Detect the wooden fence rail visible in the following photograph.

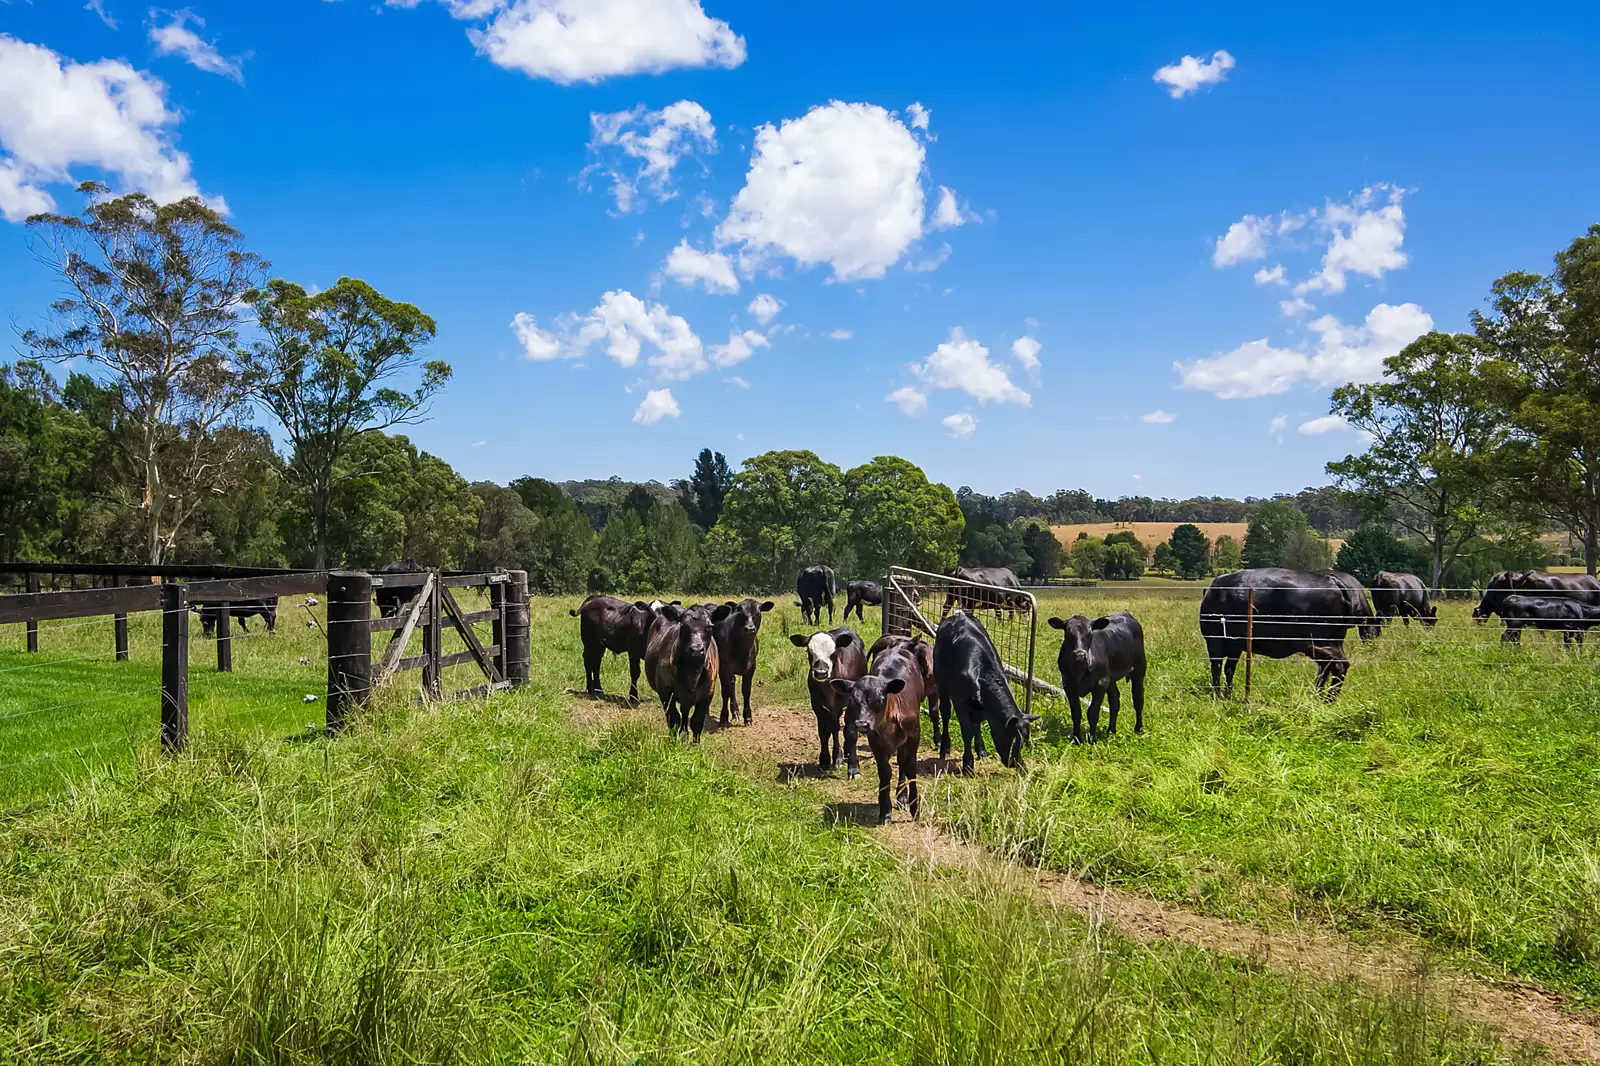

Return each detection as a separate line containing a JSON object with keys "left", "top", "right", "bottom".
{"left": 0, "top": 567, "right": 530, "bottom": 752}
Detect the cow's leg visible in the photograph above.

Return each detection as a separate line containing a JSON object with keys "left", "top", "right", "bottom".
{"left": 1068, "top": 692, "right": 1085, "bottom": 744}
{"left": 959, "top": 709, "right": 979, "bottom": 775}
{"left": 826, "top": 595, "right": 834, "bottom": 625}
{"left": 1502, "top": 623, "right": 1521, "bottom": 644}
{"left": 627, "top": 653, "right": 641, "bottom": 703}
{"left": 1086, "top": 690, "right": 1104, "bottom": 743}
{"left": 900, "top": 744, "right": 920, "bottom": 820}
{"left": 664, "top": 694, "right": 680, "bottom": 734}
{"left": 814, "top": 705, "right": 832, "bottom": 771}
{"left": 690, "top": 697, "right": 710, "bottom": 744}
{"left": 845, "top": 714, "right": 861, "bottom": 779}
{"left": 740, "top": 670, "right": 754, "bottom": 724}
{"left": 583, "top": 644, "right": 604, "bottom": 694}
{"left": 936, "top": 694, "right": 952, "bottom": 762}
{"left": 236, "top": 617, "right": 250, "bottom": 634}
{"left": 1106, "top": 682, "right": 1121, "bottom": 737}
{"left": 1209, "top": 653, "right": 1224, "bottom": 696}
{"left": 1131, "top": 670, "right": 1145, "bottom": 734}
{"left": 719, "top": 670, "right": 734, "bottom": 726}
{"left": 874, "top": 748, "right": 893, "bottom": 825}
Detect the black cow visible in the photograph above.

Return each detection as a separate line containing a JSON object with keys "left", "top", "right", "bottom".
{"left": 1200, "top": 568, "right": 1374, "bottom": 701}
{"left": 1474, "top": 571, "right": 1600, "bottom": 623}
{"left": 796, "top": 565, "right": 836, "bottom": 625}
{"left": 1047, "top": 611, "right": 1146, "bottom": 743}
{"left": 714, "top": 597, "right": 774, "bottom": 726}
{"left": 1372, "top": 571, "right": 1437, "bottom": 628}
{"left": 790, "top": 628, "right": 868, "bottom": 773}
{"left": 1489, "top": 594, "right": 1600, "bottom": 645}
{"left": 1322, "top": 570, "right": 1381, "bottom": 642}
{"left": 374, "top": 560, "right": 426, "bottom": 618}
{"left": 192, "top": 598, "right": 278, "bottom": 637}
{"left": 941, "top": 565, "right": 1025, "bottom": 620}
{"left": 572, "top": 595, "right": 675, "bottom": 701}
{"left": 868, "top": 633, "right": 948, "bottom": 755}
{"left": 645, "top": 603, "right": 731, "bottom": 742}
{"left": 843, "top": 580, "right": 882, "bottom": 622}
{"left": 931, "top": 611, "right": 1036, "bottom": 772}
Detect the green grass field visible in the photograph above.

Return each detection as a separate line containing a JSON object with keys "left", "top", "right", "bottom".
{"left": 0, "top": 584, "right": 1592, "bottom": 1061}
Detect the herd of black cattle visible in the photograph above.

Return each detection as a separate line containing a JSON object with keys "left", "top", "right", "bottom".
{"left": 570, "top": 564, "right": 1600, "bottom": 825}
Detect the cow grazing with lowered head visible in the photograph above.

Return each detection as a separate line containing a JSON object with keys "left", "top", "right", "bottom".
{"left": 713, "top": 597, "right": 774, "bottom": 726}
{"left": 831, "top": 643, "right": 925, "bottom": 825}
{"left": 844, "top": 580, "right": 883, "bottom": 622}
{"left": 1372, "top": 572, "right": 1437, "bottom": 628}
{"left": 1200, "top": 568, "right": 1374, "bottom": 701}
{"left": 1474, "top": 571, "right": 1600, "bottom": 623}
{"left": 790, "top": 627, "right": 868, "bottom": 773}
{"left": 374, "top": 560, "right": 426, "bottom": 618}
{"left": 192, "top": 599, "right": 278, "bottom": 637}
{"left": 868, "top": 633, "right": 947, "bottom": 754}
{"left": 932, "top": 611, "right": 1036, "bottom": 772}
{"left": 571, "top": 595, "right": 677, "bottom": 701}
{"left": 645, "top": 602, "right": 730, "bottom": 742}
{"left": 941, "top": 565, "right": 1024, "bottom": 621}
{"left": 796, "top": 565, "right": 836, "bottom": 625}
{"left": 1048, "top": 611, "right": 1146, "bottom": 743}
{"left": 1489, "top": 594, "right": 1600, "bottom": 645}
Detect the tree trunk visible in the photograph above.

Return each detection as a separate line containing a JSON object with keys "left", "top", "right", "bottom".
{"left": 1431, "top": 535, "right": 1445, "bottom": 592}
{"left": 312, "top": 477, "right": 331, "bottom": 571}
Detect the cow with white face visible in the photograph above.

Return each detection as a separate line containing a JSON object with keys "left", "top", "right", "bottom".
{"left": 789, "top": 626, "right": 869, "bottom": 774}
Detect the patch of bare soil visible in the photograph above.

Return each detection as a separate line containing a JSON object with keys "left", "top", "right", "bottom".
{"left": 574, "top": 692, "right": 1600, "bottom": 1062}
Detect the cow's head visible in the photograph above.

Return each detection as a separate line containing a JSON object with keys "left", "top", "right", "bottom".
{"left": 673, "top": 604, "right": 729, "bottom": 663}
{"left": 1048, "top": 614, "right": 1098, "bottom": 672}
{"left": 829, "top": 674, "right": 904, "bottom": 736}
{"left": 789, "top": 630, "right": 854, "bottom": 682}
{"left": 992, "top": 710, "right": 1038, "bottom": 769}
{"left": 1421, "top": 604, "right": 1439, "bottom": 627}
{"left": 723, "top": 597, "right": 775, "bottom": 636}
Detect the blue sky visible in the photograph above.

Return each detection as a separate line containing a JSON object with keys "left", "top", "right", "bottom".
{"left": 0, "top": 1, "right": 1596, "bottom": 499}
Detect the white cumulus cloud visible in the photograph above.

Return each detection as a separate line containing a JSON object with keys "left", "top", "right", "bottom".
{"left": 1269, "top": 413, "right": 1289, "bottom": 437}
{"left": 746, "top": 292, "right": 780, "bottom": 324}
{"left": 1254, "top": 264, "right": 1285, "bottom": 286}
{"left": 886, "top": 386, "right": 927, "bottom": 416}
{"left": 1280, "top": 296, "right": 1314, "bottom": 318}
{"left": 1011, "top": 335, "right": 1041, "bottom": 372}
{"left": 709, "top": 328, "right": 769, "bottom": 368}
{"left": 931, "top": 185, "right": 973, "bottom": 229}
{"left": 906, "top": 102, "right": 929, "bottom": 130}
{"left": 716, "top": 100, "right": 929, "bottom": 281}
{"left": 149, "top": 10, "right": 245, "bottom": 82}
{"left": 1174, "top": 302, "right": 1432, "bottom": 399}
{"left": 663, "top": 239, "right": 738, "bottom": 294}
{"left": 1298, "top": 414, "right": 1350, "bottom": 436}
{"left": 633, "top": 387, "right": 680, "bottom": 425}
{"left": 1296, "top": 186, "right": 1409, "bottom": 295}
{"left": 585, "top": 99, "right": 714, "bottom": 211}
{"left": 943, "top": 412, "right": 977, "bottom": 439}
{"left": 1140, "top": 410, "right": 1176, "bottom": 424}
{"left": 395, "top": 0, "right": 746, "bottom": 84}
{"left": 912, "top": 327, "right": 1031, "bottom": 406}
{"left": 1153, "top": 50, "right": 1235, "bottom": 98}
{"left": 0, "top": 35, "right": 214, "bottom": 222}
{"left": 512, "top": 290, "right": 708, "bottom": 380}
{"left": 1213, "top": 215, "right": 1271, "bottom": 267}
{"left": 826, "top": 329, "right": 853, "bottom": 340}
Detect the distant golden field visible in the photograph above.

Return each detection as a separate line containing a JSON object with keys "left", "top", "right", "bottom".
{"left": 1049, "top": 521, "right": 1345, "bottom": 556}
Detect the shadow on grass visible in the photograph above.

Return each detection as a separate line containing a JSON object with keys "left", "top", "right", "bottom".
{"left": 822, "top": 800, "right": 885, "bottom": 828}
{"left": 564, "top": 689, "right": 638, "bottom": 708}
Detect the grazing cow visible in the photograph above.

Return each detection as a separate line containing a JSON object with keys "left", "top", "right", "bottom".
{"left": 1322, "top": 570, "right": 1381, "bottom": 642}
{"left": 831, "top": 644, "right": 925, "bottom": 825}
{"left": 844, "top": 580, "right": 883, "bottom": 622}
{"left": 790, "top": 627, "right": 868, "bottom": 772}
{"left": 932, "top": 611, "right": 1037, "bottom": 772}
{"left": 374, "top": 560, "right": 426, "bottom": 618}
{"left": 796, "top": 566, "right": 837, "bottom": 625}
{"left": 1489, "top": 594, "right": 1600, "bottom": 645}
{"left": 571, "top": 595, "right": 676, "bottom": 701}
{"left": 192, "top": 598, "right": 278, "bottom": 637}
{"left": 645, "top": 603, "right": 730, "bottom": 742}
{"left": 713, "top": 597, "right": 774, "bottom": 726}
{"left": 1372, "top": 572, "right": 1437, "bottom": 628}
{"left": 868, "top": 633, "right": 946, "bottom": 754}
{"left": 941, "top": 565, "right": 1025, "bottom": 620}
{"left": 1048, "top": 611, "right": 1146, "bottom": 743}
{"left": 1200, "top": 568, "right": 1374, "bottom": 701}
{"left": 1474, "top": 571, "right": 1600, "bottom": 623}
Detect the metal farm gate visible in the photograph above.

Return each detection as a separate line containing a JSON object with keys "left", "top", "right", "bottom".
{"left": 882, "top": 565, "right": 1058, "bottom": 716}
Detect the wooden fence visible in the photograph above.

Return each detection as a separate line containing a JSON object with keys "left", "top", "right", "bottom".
{"left": 0, "top": 564, "right": 531, "bottom": 751}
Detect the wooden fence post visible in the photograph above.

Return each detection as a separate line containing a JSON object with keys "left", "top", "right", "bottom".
{"left": 505, "top": 569, "right": 530, "bottom": 688}
{"left": 490, "top": 575, "right": 508, "bottom": 683}
{"left": 1244, "top": 586, "right": 1255, "bottom": 701}
{"left": 422, "top": 572, "right": 442, "bottom": 700}
{"left": 326, "top": 570, "right": 372, "bottom": 733}
{"left": 25, "top": 573, "right": 39, "bottom": 653}
{"left": 161, "top": 582, "right": 188, "bottom": 753}
{"left": 113, "top": 575, "right": 130, "bottom": 662}
{"left": 216, "top": 603, "right": 232, "bottom": 672}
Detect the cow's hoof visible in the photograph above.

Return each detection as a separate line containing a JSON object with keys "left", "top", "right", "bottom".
{"left": 743, "top": 714, "right": 752, "bottom": 726}
{"left": 848, "top": 768, "right": 860, "bottom": 780}
{"left": 878, "top": 815, "right": 892, "bottom": 827}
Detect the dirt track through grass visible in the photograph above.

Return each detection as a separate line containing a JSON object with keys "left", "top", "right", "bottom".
{"left": 590, "top": 691, "right": 1600, "bottom": 1063}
